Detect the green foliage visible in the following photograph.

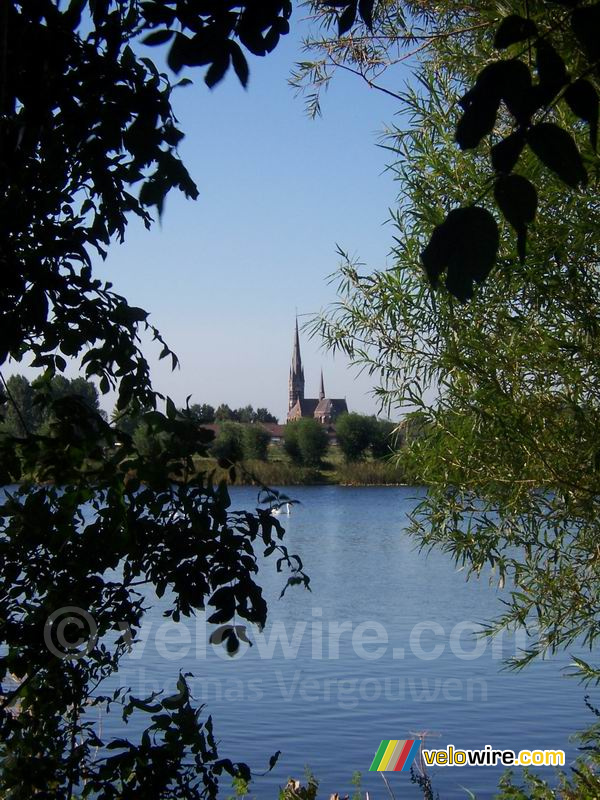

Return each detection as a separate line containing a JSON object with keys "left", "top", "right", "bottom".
{"left": 284, "top": 419, "right": 328, "bottom": 467}
{"left": 335, "top": 412, "right": 375, "bottom": 461}
{"left": 186, "top": 403, "right": 216, "bottom": 424}
{"left": 211, "top": 421, "right": 244, "bottom": 465}
{"left": 283, "top": 422, "right": 302, "bottom": 464}
{"left": 0, "top": 1, "right": 313, "bottom": 795}
{"left": 1, "top": 374, "right": 43, "bottom": 437}
{"left": 305, "top": 0, "right": 600, "bottom": 736}
{"left": 214, "top": 404, "right": 277, "bottom": 423}
{"left": 424, "top": 2, "right": 600, "bottom": 299}
{"left": 351, "top": 770, "right": 363, "bottom": 800}
{"left": 215, "top": 403, "right": 236, "bottom": 421}
{"left": 2, "top": 374, "right": 102, "bottom": 437}
{"left": 370, "top": 419, "right": 397, "bottom": 459}
{"left": 242, "top": 424, "right": 270, "bottom": 461}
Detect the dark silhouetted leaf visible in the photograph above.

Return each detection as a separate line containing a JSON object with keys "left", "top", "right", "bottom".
{"left": 491, "top": 131, "right": 525, "bottom": 173}
{"left": 527, "top": 122, "right": 588, "bottom": 188}
{"left": 142, "top": 29, "right": 174, "bottom": 46}
{"left": 229, "top": 41, "right": 249, "bottom": 88}
{"left": 460, "top": 60, "right": 533, "bottom": 131}
{"left": 494, "top": 14, "right": 538, "bottom": 49}
{"left": 565, "top": 79, "right": 599, "bottom": 150}
{"left": 358, "top": 0, "right": 374, "bottom": 29}
{"left": 338, "top": 1, "right": 357, "bottom": 35}
{"left": 421, "top": 207, "right": 500, "bottom": 301}
{"left": 456, "top": 94, "right": 500, "bottom": 149}
{"left": 498, "top": 59, "right": 534, "bottom": 124}
{"left": 205, "top": 53, "right": 230, "bottom": 88}
{"left": 571, "top": 3, "right": 600, "bottom": 63}
{"left": 494, "top": 174, "right": 538, "bottom": 262}
{"left": 535, "top": 40, "right": 568, "bottom": 104}
{"left": 167, "top": 33, "right": 189, "bottom": 73}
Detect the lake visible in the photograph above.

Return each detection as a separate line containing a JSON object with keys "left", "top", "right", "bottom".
{"left": 100, "top": 485, "right": 593, "bottom": 798}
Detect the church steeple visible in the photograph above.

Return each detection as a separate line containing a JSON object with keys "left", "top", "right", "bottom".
{"left": 319, "top": 369, "right": 325, "bottom": 401}
{"left": 288, "top": 317, "right": 305, "bottom": 411}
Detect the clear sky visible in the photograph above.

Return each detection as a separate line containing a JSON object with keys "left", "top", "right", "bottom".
{"left": 16, "top": 14, "right": 408, "bottom": 423}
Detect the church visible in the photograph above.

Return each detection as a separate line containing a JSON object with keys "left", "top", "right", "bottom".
{"left": 287, "top": 319, "right": 348, "bottom": 424}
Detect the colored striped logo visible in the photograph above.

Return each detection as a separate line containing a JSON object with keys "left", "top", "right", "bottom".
{"left": 369, "top": 740, "right": 421, "bottom": 772}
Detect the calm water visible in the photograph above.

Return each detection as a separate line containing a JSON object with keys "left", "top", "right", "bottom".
{"left": 3, "top": 484, "right": 593, "bottom": 797}
{"left": 102, "top": 486, "right": 593, "bottom": 798}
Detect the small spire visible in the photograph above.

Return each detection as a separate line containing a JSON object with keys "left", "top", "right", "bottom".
{"left": 319, "top": 368, "right": 325, "bottom": 401}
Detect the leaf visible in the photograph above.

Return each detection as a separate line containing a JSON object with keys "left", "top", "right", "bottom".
{"left": 166, "top": 396, "right": 177, "bottom": 419}
{"left": 229, "top": 42, "right": 249, "bottom": 88}
{"left": 167, "top": 33, "right": 189, "bottom": 73}
{"left": 497, "top": 59, "right": 534, "bottom": 124}
{"left": 456, "top": 94, "right": 500, "bottom": 150}
{"left": 491, "top": 131, "right": 525, "bottom": 173}
{"left": 535, "top": 40, "right": 568, "bottom": 104}
{"left": 421, "top": 207, "right": 500, "bottom": 301}
{"left": 459, "top": 59, "right": 533, "bottom": 135}
{"left": 571, "top": 3, "right": 600, "bottom": 63}
{"left": 494, "top": 174, "right": 538, "bottom": 262}
{"left": 358, "top": 0, "right": 374, "bottom": 29}
{"left": 338, "top": 2, "right": 357, "bottom": 35}
{"left": 162, "top": 692, "right": 185, "bottom": 710}
{"left": 225, "top": 628, "right": 239, "bottom": 655}
{"left": 494, "top": 14, "right": 538, "bottom": 49}
{"left": 142, "top": 29, "right": 174, "bottom": 46}
{"left": 527, "top": 122, "right": 588, "bottom": 188}
{"left": 565, "top": 79, "right": 599, "bottom": 151}
{"left": 205, "top": 53, "right": 230, "bottom": 89}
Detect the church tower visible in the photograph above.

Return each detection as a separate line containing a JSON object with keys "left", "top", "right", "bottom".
{"left": 288, "top": 318, "right": 305, "bottom": 412}
{"left": 319, "top": 369, "right": 325, "bottom": 401}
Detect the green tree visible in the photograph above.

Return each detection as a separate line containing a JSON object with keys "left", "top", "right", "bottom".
{"left": 285, "top": 418, "right": 328, "bottom": 467}
{"left": 283, "top": 421, "right": 302, "bottom": 464}
{"left": 242, "top": 424, "right": 270, "bottom": 461}
{"left": 1, "top": 375, "right": 42, "bottom": 437}
{"left": 211, "top": 421, "right": 244, "bottom": 464}
{"left": 186, "top": 403, "right": 216, "bottom": 424}
{"left": 255, "top": 407, "right": 277, "bottom": 423}
{"left": 335, "top": 412, "right": 374, "bottom": 462}
{"left": 370, "top": 419, "right": 397, "bottom": 460}
{"left": 215, "top": 403, "right": 235, "bottom": 421}
{"left": 234, "top": 404, "right": 255, "bottom": 423}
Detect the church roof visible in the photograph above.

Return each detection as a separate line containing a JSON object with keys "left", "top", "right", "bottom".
{"left": 293, "top": 398, "right": 319, "bottom": 416}
{"left": 314, "top": 398, "right": 348, "bottom": 417}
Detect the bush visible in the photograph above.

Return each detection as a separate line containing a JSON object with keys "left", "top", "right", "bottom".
{"left": 242, "top": 424, "right": 270, "bottom": 461}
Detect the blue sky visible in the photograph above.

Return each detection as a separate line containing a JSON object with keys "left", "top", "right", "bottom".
{"left": 17, "top": 15, "right": 408, "bottom": 423}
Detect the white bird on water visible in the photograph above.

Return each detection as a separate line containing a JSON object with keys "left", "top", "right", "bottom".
{"left": 271, "top": 503, "right": 291, "bottom": 516}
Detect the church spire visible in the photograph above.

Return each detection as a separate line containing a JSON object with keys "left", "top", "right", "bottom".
{"left": 288, "top": 317, "right": 305, "bottom": 412}
{"left": 319, "top": 369, "right": 325, "bottom": 401}
{"left": 292, "top": 317, "right": 302, "bottom": 374}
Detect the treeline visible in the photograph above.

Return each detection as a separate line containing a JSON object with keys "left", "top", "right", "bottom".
{"left": 183, "top": 403, "right": 277, "bottom": 424}
{"left": 283, "top": 414, "right": 399, "bottom": 467}
{"left": 1, "top": 374, "right": 103, "bottom": 437}
{"left": 114, "top": 405, "right": 278, "bottom": 463}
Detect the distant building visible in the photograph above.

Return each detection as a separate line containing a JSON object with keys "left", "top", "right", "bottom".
{"left": 287, "top": 319, "right": 348, "bottom": 424}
